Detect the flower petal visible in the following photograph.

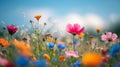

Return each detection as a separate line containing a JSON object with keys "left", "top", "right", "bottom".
{"left": 73, "top": 23, "right": 80, "bottom": 32}
{"left": 77, "top": 27, "right": 84, "bottom": 34}
{"left": 112, "top": 33, "right": 118, "bottom": 41}
{"left": 106, "top": 32, "right": 112, "bottom": 39}
{"left": 66, "top": 24, "right": 73, "bottom": 34}
{"left": 101, "top": 35, "right": 108, "bottom": 41}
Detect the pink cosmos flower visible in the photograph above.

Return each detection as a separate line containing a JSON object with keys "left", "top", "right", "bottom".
{"left": 65, "top": 50, "right": 79, "bottom": 58}
{"left": 66, "top": 23, "right": 84, "bottom": 35}
{"left": 7, "top": 24, "right": 18, "bottom": 35}
{"left": 101, "top": 32, "right": 118, "bottom": 42}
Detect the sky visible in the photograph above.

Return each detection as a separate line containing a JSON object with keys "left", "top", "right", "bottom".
{"left": 0, "top": 0, "right": 120, "bottom": 35}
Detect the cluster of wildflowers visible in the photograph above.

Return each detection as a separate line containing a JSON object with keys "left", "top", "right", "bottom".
{"left": 0, "top": 15, "right": 119, "bottom": 67}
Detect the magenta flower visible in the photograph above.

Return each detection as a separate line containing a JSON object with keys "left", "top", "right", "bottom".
{"left": 66, "top": 23, "right": 84, "bottom": 35}
{"left": 7, "top": 24, "right": 18, "bottom": 35}
{"left": 101, "top": 32, "right": 118, "bottom": 42}
{"left": 65, "top": 50, "right": 79, "bottom": 58}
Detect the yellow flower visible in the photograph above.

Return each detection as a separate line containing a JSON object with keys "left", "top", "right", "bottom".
{"left": 34, "top": 15, "right": 41, "bottom": 20}
{"left": 43, "top": 54, "right": 50, "bottom": 60}
{"left": 82, "top": 52, "right": 102, "bottom": 67}
{"left": 47, "top": 37, "right": 53, "bottom": 42}
{"left": 42, "top": 47, "right": 46, "bottom": 51}
{"left": 59, "top": 56, "right": 65, "bottom": 61}
{"left": 0, "top": 38, "right": 10, "bottom": 47}
{"left": 96, "top": 27, "right": 101, "bottom": 33}
{"left": 79, "top": 33, "right": 85, "bottom": 38}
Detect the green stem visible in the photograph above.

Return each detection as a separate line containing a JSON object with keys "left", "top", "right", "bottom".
{"left": 73, "top": 35, "right": 75, "bottom": 51}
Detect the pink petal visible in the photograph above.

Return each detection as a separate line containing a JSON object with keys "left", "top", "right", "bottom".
{"left": 101, "top": 35, "right": 108, "bottom": 41}
{"left": 65, "top": 51, "right": 79, "bottom": 58}
{"left": 72, "top": 51, "right": 79, "bottom": 58}
{"left": 77, "top": 27, "right": 85, "bottom": 34}
{"left": 106, "top": 32, "right": 112, "bottom": 39}
{"left": 66, "top": 24, "right": 73, "bottom": 34}
{"left": 73, "top": 23, "right": 80, "bottom": 32}
{"left": 112, "top": 33, "right": 118, "bottom": 41}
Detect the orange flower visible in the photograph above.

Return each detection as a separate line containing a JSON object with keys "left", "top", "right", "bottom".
{"left": 59, "top": 56, "right": 65, "bottom": 61}
{"left": 96, "top": 27, "right": 101, "bottom": 33}
{"left": 0, "top": 38, "right": 10, "bottom": 47}
{"left": 79, "top": 33, "right": 85, "bottom": 38}
{"left": 21, "top": 50, "right": 32, "bottom": 57}
{"left": 82, "top": 52, "right": 102, "bottom": 67}
{"left": 34, "top": 15, "right": 41, "bottom": 20}
{"left": 43, "top": 54, "right": 50, "bottom": 60}
{"left": 13, "top": 40, "right": 32, "bottom": 56}
{"left": 31, "top": 56, "right": 37, "bottom": 61}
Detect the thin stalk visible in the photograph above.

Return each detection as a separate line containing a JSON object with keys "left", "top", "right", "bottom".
{"left": 73, "top": 35, "right": 75, "bottom": 51}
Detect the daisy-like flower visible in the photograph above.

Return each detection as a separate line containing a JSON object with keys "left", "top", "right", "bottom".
{"left": 82, "top": 52, "right": 103, "bottom": 67}
{"left": 65, "top": 50, "right": 79, "bottom": 58}
{"left": 0, "top": 38, "right": 10, "bottom": 47}
{"left": 66, "top": 23, "right": 84, "bottom": 35}
{"left": 7, "top": 24, "right": 18, "bottom": 35}
{"left": 101, "top": 32, "right": 118, "bottom": 42}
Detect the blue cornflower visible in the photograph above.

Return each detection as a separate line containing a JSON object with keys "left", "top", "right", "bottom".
{"left": 110, "top": 44, "right": 120, "bottom": 57}
{"left": 71, "top": 61, "right": 81, "bottom": 67}
{"left": 57, "top": 43, "right": 66, "bottom": 50}
{"left": 15, "top": 55, "right": 30, "bottom": 67}
{"left": 34, "top": 59, "right": 47, "bottom": 67}
{"left": 47, "top": 42, "right": 54, "bottom": 49}
{"left": 73, "top": 39, "right": 78, "bottom": 45}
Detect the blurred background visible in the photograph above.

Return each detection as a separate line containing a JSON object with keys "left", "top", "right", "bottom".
{"left": 0, "top": 0, "right": 120, "bottom": 37}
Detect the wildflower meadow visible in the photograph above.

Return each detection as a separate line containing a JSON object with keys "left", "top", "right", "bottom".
{"left": 0, "top": 15, "right": 120, "bottom": 67}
